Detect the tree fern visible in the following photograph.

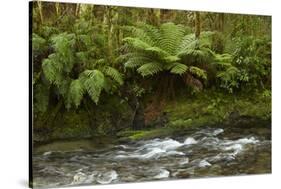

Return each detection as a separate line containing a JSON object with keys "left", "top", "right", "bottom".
{"left": 170, "top": 63, "right": 188, "bottom": 75}
{"left": 42, "top": 58, "right": 63, "bottom": 85}
{"left": 124, "top": 56, "right": 151, "bottom": 68}
{"left": 189, "top": 66, "right": 207, "bottom": 80}
{"left": 137, "top": 62, "right": 163, "bottom": 77}
{"left": 79, "top": 70, "right": 105, "bottom": 104}
{"left": 158, "top": 23, "right": 185, "bottom": 54}
{"left": 104, "top": 66, "right": 124, "bottom": 85}
{"left": 122, "top": 22, "right": 215, "bottom": 83}
{"left": 68, "top": 79, "right": 84, "bottom": 108}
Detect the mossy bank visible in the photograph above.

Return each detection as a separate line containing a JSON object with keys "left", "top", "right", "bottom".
{"left": 33, "top": 90, "right": 271, "bottom": 147}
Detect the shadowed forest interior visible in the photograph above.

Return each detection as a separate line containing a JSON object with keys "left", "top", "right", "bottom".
{"left": 31, "top": 1, "right": 271, "bottom": 188}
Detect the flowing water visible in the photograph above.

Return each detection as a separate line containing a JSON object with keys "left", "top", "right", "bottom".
{"left": 32, "top": 125, "right": 271, "bottom": 188}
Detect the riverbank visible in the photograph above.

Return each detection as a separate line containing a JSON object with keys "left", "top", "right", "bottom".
{"left": 33, "top": 90, "right": 271, "bottom": 147}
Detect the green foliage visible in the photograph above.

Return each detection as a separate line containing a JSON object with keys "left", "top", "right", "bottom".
{"left": 32, "top": 2, "right": 271, "bottom": 141}
{"left": 137, "top": 62, "right": 163, "bottom": 77}
{"left": 170, "top": 63, "right": 188, "bottom": 75}
{"left": 104, "top": 66, "right": 124, "bottom": 85}
{"left": 80, "top": 69, "right": 105, "bottom": 104}
{"left": 215, "top": 36, "right": 271, "bottom": 93}
{"left": 68, "top": 80, "right": 84, "bottom": 108}
{"left": 32, "top": 33, "right": 47, "bottom": 52}
{"left": 190, "top": 66, "right": 207, "bottom": 80}
{"left": 34, "top": 83, "right": 49, "bottom": 113}
{"left": 37, "top": 25, "right": 124, "bottom": 109}
{"left": 123, "top": 22, "right": 215, "bottom": 92}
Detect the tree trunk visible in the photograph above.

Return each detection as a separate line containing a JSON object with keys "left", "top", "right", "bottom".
{"left": 195, "top": 12, "right": 201, "bottom": 39}
{"left": 37, "top": 1, "right": 44, "bottom": 25}
{"left": 105, "top": 6, "right": 114, "bottom": 60}
{"left": 219, "top": 13, "right": 225, "bottom": 32}
{"left": 132, "top": 100, "right": 145, "bottom": 130}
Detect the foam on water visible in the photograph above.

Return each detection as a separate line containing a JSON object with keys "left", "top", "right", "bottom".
{"left": 184, "top": 137, "right": 198, "bottom": 145}
{"left": 198, "top": 160, "right": 212, "bottom": 168}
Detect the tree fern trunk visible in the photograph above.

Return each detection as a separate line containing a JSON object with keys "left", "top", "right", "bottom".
{"left": 132, "top": 100, "right": 145, "bottom": 130}
{"left": 37, "top": 1, "right": 44, "bottom": 25}
{"left": 195, "top": 12, "right": 201, "bottom": 39}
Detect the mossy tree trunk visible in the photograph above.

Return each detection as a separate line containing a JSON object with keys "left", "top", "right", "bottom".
{"left": 195, "top": 12, "right": 201, "bottom": 39}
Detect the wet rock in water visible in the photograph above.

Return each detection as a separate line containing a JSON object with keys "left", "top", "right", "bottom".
{"left": 179, "top": 157, "right": 190, "bottom": 165}
{"left": 198, "top": 160, "right": 212, "bottom": 168}
{"left": 172, "top": 169, "right": 192, "bottom": 178}
{"left": 96, "top": 170, "right": 118, "bottom": 184}
{"left": 154, "top": 169, "right": 170, "bottom": 179}
{"left": 43, "top": 151, "right": 52, "bottom": 156}
{"left": 72, "top": 172, "right": 87, "bottom": 185}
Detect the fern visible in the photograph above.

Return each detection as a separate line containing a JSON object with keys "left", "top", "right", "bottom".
{"left": 32, "top": 33, "right": 46, "bottom": 52}
{"left": 189, "top": 66, "right": 207, "bottom": 80}
{"left": 42, "top": 58, "right": 63, "bottom": 85}
{"left": 158, "top": 23, "right": 185, "bottom": 54}
{"left": 124, "top": 57, "right": 151, "bottom": 68}
{"left": 104, "top": 66, "right": 124, "bottom": 85}
{"left": 137, "top": 62, "right": 163, "bottom": 77}
{"left": 170, "top": 63, "right": 188, "bottom": 75}
{"left": 80, "top": 70, "right": 105, "bottom": 104}
{"left": 122, "top": 22, "right": 215, "bottom": 82}
{"left": 68, "top": 79, "right": 84, "bottom": 108}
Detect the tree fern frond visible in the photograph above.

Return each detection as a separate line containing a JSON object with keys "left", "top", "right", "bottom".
{"left": 158, "top": 23, "right": 185, "bottom": 54}
{"left": 104, "top": 66, "right": 124, "bottom": 85}
{"left": 189, "top": 66, "right": 207, "bottom": 80}
{"left": 42, "top": 58, "right": 63, "bottom": 85}
{"left": 164, "top": 56, "right": 181, "bottom": 63}
{"left": 80, "top": 69, "right": 105, "bottom": 104}
{"left": 124, "top": 57, "right": 151, "bottom": 68}
{"left": 68, "top": 79, "right": 84, "bottom": 108}
{"left": 137, "top": 62, "right": 163, "bottom": 77}
{"left": 217, "top": 66, "right": 240, "bottom": 81}
{"left": 169, "top": 63, "right": 188, "bottom": 75}
{"left": 176, "top": 34, "right": 196, "bottom": 54}
{"left": 123, "top": 37, "right": 151, "bottom": 51}
{"left": 145, "top": 46, "right": 169, "bottom": 58}
{"left": 51, "top": 33, "right": 76, "bottom": 54}
{"left": 214, "top": 53, "right": 233, "bottom": 67}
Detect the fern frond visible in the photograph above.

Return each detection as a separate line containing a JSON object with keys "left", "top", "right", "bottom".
{"left": 124, "top": 57, "right": 151, "bottom": 68}
{"left": 169, "top": 63, "right": 188, "bottom": 75}
{"left": 80, "top": 69, "right": 105, "bottom": 104}
{"left": 217, "top": 66, "right": 240, "bottom": 81}
{"left": 137, "top": 62, "right": 163, "bottom": 77}
{"left": 158, "top": 23, "right": 185, "bottom": 54}
{"left": 189, "top": 66, "right": 207, "bottom": 80}
{"left": 68, "top": 79, "right": 84, "bottom": 108}
{"left": 104, "top": 67, "right": 124, "bottom": 85}
{"left": 123, "top": 37, "right": 151, "bottom": 51}
{"left": 51, "top": 33, "right": 76, "bottom": 54}
{"left": 164, "top": 56, "right": 181, "bottom": 63}
{"left": 42, "top": 58, "right": 63, "bottom": 85}
{"left": 145, "top": 46, "right": 169, "bottom": 58}
{"left": 214, "top": 53, "right": 233, "bottom": 67}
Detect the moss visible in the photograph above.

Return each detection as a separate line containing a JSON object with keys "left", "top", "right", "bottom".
{"left": 51, "top": 110, "right": 92, "bottom": 140}
{"left": 120, "top": 90, "right": 271, "bottom": 141}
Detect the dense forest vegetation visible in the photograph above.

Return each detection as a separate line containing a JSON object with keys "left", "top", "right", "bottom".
{"left": 31, "top": 1, "right": 271, "bottom": 143}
